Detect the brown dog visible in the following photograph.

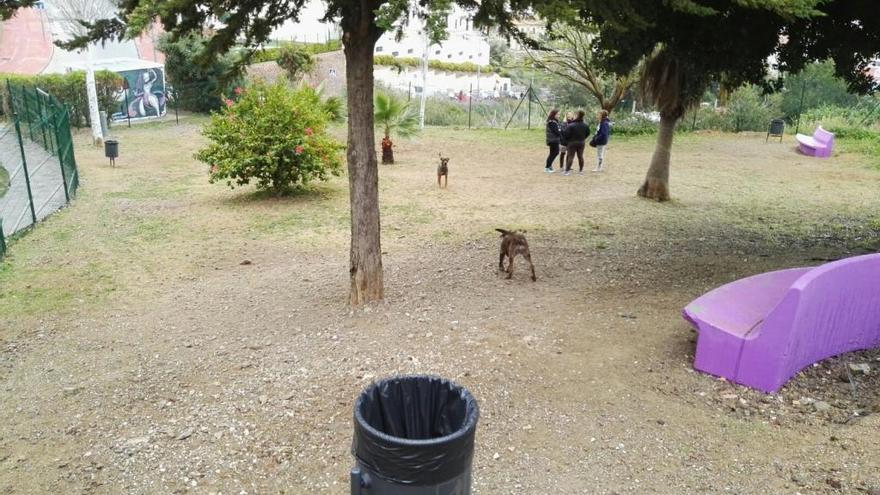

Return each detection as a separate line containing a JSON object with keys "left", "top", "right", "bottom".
{"left": 496, "top": 228, "right": 536, "bottom": 281}
{"left": 437, "top": 153, "right": 449, "bottom": 188}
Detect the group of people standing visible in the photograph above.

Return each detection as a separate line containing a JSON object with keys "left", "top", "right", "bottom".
{"left": 544, "top": 109, "right": 611, "bottom": 176}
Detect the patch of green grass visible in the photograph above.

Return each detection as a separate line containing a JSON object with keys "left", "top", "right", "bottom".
{"left": 0, "top": 163, "right": 9, "bottom": 199}
{"left": 105, "top": 177, "right": 198, "bottom": 200}
{"left": 250, "top": 208, "right": 349, "bottom": 235}
{"left": 385, "top": 203, "right": 435, "bottom": 225}
{"left": 0, "top": 251, "right": 119, "bottom": 318}
{"left": 838, "top": 135, "right": 880, "bottom": 169}
{"left": 432, "top": 229, "right": 454, "bottom": 240}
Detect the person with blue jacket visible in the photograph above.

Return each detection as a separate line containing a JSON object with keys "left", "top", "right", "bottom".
{"left": 591, "top": 109, "right": 611, "bottom": 172}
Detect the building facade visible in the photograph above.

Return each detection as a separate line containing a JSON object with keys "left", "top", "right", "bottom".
{"left": 374, "top": 6, "right": 491, "bottom": 66}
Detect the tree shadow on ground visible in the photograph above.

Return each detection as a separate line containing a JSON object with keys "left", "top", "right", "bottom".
{"left": 216, "top": 182, "right": 341, "bottom": 206}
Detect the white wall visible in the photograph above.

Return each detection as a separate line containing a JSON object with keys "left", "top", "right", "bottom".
{"left": 375, "top": 66, "right": 512, "bottom": 98}
{"left": 374, "top": 5, "right": 491, "bottom": 66}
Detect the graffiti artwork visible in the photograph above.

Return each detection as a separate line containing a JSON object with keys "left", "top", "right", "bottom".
{"left": 112, "top": 67, "right": 167, "bottom": 121}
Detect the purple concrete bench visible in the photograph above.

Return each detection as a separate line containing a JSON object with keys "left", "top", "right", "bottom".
{"left": 682, "top": 254, "right": 880, "bottom": 392}
{"left": 795, "top": 126, "right": 834, "bottom": 158}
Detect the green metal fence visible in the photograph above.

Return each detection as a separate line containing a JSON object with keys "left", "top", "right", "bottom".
{"left": 0, "top": 81, "right": 79, "bottom": 259}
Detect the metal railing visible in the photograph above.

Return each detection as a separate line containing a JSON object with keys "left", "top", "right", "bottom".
{"left": 0, "top": 81, "right": 79, "bottom": 258}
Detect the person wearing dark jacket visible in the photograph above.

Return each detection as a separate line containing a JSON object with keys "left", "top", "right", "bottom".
{"left": 544, "top": 109, "right": 562, "bottom": 173}
{"left": 591, "top": 109, "right": 612, "bottom": 172}
{"left": 558, "top": 112, "right": 573, "bottom": 171}
{"left": 562, "top": 110, "right": 590, "bottom": 176}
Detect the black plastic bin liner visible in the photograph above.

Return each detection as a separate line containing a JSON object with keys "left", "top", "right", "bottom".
{"left": 353, "top": 375, "right": 479, "bottom": 486}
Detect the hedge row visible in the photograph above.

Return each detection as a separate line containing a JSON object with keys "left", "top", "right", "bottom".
{"left": 251, "top": 40, "right": 342, "bottom": 64}
{"left": 373, "top": 55, "right": 497, "bottom": 74}
{"left": 0, "top": 71, "right": 123, "bottom": 128}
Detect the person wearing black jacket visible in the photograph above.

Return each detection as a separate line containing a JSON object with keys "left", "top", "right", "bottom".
{"left": 558, "top": 112, "right": 573, "bottom": 171}
{"left": 562, "top": 110, "right": 591, "bottom": 176}
{"left": 544, "top": 109, "right": 561, "bottom": 173}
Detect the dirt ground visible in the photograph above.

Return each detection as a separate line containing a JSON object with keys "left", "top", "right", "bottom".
{"left": 1, "top": 117, "right": 879, "bottom": 494}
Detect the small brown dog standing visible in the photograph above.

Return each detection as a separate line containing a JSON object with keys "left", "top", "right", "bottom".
{"left": 496, "top": 228, "right": 537, "bottom": 281}
{"left": 437, "top": 154, "right": 449, "bottom": 188}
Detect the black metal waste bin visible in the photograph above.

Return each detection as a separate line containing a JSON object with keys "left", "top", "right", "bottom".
{"left": 351, "top": 375, "right": 479, "bottom": 495}
{"left": 766, "top": 119, "right": 785, "bottom": 142}
{"left": 104, "top": 139, "right": 119, "bottom": 158}
{"left": 104, "top": 139, "right": 119, "bottom": 166}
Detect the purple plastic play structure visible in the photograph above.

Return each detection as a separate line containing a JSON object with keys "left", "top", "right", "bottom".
{"left": 682, "top": 254, "right": 880, "bottom": 392}
{"left": 795, "top": 126, "right": 835, "bottom": 158}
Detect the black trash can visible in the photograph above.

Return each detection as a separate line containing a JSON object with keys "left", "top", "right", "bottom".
{"left": 104, "top": 139, "right": 119, "bottom": 166}
{"left": 766, "top": 119, "right": 785, "bottom": 142}
{"left": 104, "top": 139, "right": 119, "bottom": 158}
{"left": 351, "top": 375, "right": 479, "bottom": 495}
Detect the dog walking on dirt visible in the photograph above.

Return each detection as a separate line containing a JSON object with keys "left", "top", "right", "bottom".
{"left": 437, "top": 154, "right": 449, "bottom": 188}
{"left": 496, "top": 228, "right": 537, "bottom": 281}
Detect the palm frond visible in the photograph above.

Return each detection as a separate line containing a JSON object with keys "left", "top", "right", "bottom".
{"left": 640, "top": 46, "right": 705, "bottom": 120}
{"left": 374, "top": 92, "right": 420, "bottom": 139}
{"left": 394, "top": 107, "right": 420, "bottom": 137}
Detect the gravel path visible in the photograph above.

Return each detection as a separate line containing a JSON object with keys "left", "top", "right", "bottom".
{"left": 1, "top": 123, "right": 879, "bottom": 494}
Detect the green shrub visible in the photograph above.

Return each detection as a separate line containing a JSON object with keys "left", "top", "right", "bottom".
{"left": 197, "top": 82, "right": 343, "bottom": 196}
{"left": 373, "top": 56, "right": 493, "bottom": 74}
{"left": 0, "top": 70, "right": 123, "bottom": 127}
{"left": 322, "top": 94, "right": 345, "bottom": 122}
{"left": 780, "top": 61, "right": 859, "bottom": 119}
{"left": 800, "top": 101, "right": 880, "bottom": 133}
{"left": 680, "top": 85, "right": 779, "bottom": 133}
{"left": 252, "top": 40, "right": 341, "bottom": 64}
{"left": 277, "top": 44, "right": 315, "bottom": 81}
{"left": 612, "top": 113, "right": 659, "bottom": 136}
{"left": 424, "top": 98, "right": 468, "bottom": 126}
{"left": 159, "top": 33, "right": 244, "bottom": 113}
{"left": 722, "top": 85, "right": 780, "bottom": 132}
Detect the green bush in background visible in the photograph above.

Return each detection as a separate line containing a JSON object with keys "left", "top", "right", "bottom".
{"left": 159, "top": 33, "right": 244, "bottom": 113}
{"left": 277, "top": 45, "right": 316, "bottom": 81}
{"left": 373, "top": 55, "right": 496, "bottom": 74}
{"left": 0, "top": 70, "right": 123, "bottom": 128}
{"left": 722, "top": 85, "right": 781, "bottom": 132}
{"left": 251, "top": 40, "right": 342, "bottom": 64}
{"left": 779, "top": 61, "right": 859, "bottom": 120}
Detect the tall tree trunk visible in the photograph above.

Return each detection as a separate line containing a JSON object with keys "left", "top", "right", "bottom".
{"left": 85, "top": 45, "right": 104, "bottom": 146}
{"left": 344, "top": 25, "right": 383, "bottom": 305}
{"left": 638, "top": 113, "right": 676, "bottom": 201}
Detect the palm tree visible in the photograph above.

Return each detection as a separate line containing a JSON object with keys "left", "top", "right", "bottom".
{"left": 374, "top": 92, "right": 419, "bottom": 164}
{"left": 638, "top": 47, "right": 707, "bottom": 201}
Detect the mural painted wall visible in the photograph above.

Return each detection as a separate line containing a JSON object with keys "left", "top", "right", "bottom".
{"left": 112, "top": 67, "right": 167, "bottom": 121}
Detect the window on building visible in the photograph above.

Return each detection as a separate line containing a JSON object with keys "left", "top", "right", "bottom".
{"left": 407, "top": 48, "right": 413, "bottom": 54}
{"left": 459, "top": 51, "right": 464, "bottom": 55}
{"left": 469, "top": 55, "right": 473, "bottom": 59}
{"left": 448, "top": 54, "right": 452, "bottom": 59}
{"left": 435, "top": 50, "right": 441, "bottom": 55}
{"left": 392, "top": 51, "right": 399, "bottom": 56}
{"left": 376, "top": 46, "right": 383, "bottom": 52}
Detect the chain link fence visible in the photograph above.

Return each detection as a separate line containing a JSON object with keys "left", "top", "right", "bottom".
{"left": 0, "top": 81, "right": 79, "bottom": 258}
